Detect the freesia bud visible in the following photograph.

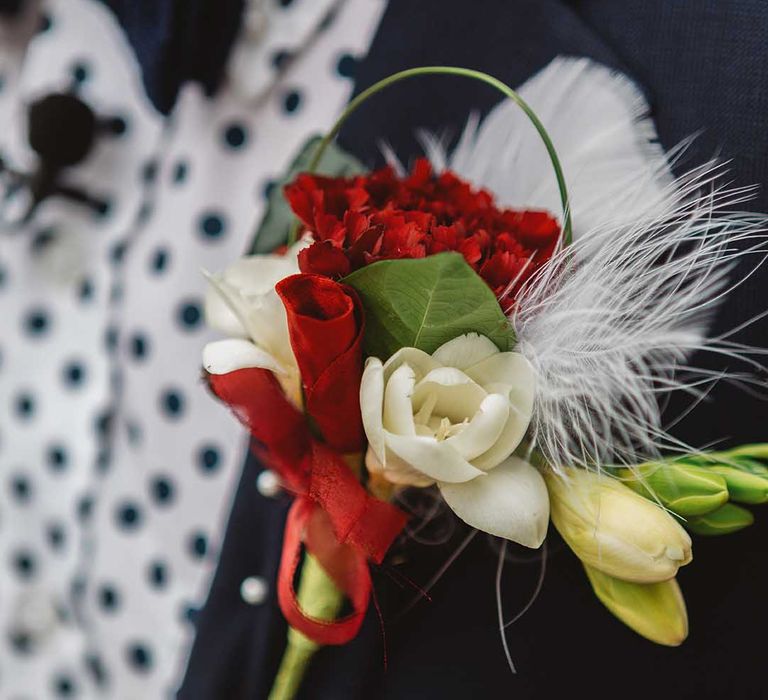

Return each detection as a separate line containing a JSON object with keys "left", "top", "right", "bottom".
{"left": 616, "top": 462, "right": 728, "bottom": 516}
{"left": 706, "top": 465, "right": 768, "bottom": 505}
{"left": 546, "top": 467, "right": 692, "bottom": 583}
{"left": 685, "top": 503, "right": 754, "bottom": 536}
{"left": 584, "top": 565, "right": 688, "bottom": 646}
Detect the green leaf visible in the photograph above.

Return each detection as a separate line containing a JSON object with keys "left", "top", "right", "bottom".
{"left": 343, "top": 252, "right": 514, "bottom": 359}
{"left": 249, "top": 135, "right": 366, "bottom": 255}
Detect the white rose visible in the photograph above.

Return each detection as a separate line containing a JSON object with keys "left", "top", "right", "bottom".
{"left": 360, "top": 333, "right": 549, "bottom": 547}
{"left": 202, "top": 239, "right": 308, "bottom": 405}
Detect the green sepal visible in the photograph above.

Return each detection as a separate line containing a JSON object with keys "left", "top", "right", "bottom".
{"left": 617, "top": 462, "right": 729, "bottom": 517}
{"left": 343, "top": 252, "right": 514, "bottom": 359}
{"left": 250, "top": 135, "right": 365, "bottom": 255}
{"left": 685, "top": 503, "right": 754, "bottom": 536}
{"left": 705, "top": 465, "right": 768, "bottom": 505}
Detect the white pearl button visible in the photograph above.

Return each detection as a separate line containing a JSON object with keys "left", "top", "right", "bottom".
{"left": 240, "top": 576, "right": 268, "bottom": 605}
{"left": 256, "top": 469, "right": 280, "bottom": 498}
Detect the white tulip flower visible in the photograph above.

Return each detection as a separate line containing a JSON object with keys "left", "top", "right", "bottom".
{"left": 202, "top": 239, "right": 309, "bottom": 405}
{"left": 360, "top": 333, "right": 548, "bottom": 547}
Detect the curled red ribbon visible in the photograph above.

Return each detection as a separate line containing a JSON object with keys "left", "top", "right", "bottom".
{"left": 206, "top": 366, "right": 407, "bottom": 645}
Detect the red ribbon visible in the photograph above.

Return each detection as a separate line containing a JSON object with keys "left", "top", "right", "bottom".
{"left": 206, "top": 366, "right": 407, "bottom": 645}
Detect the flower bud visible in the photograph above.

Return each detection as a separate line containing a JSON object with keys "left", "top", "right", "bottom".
{"left": 584, "top": 565, "right": 688, "bottom": 646}
{"left": 706, "top": 465, "right": 768, "bottom": 505}
{"left": 685, "top": 503, "right": 754, "bottom": 536}
{"left": 546, "top": 467, "right": 692, "bottom": 583}
{"left": 617, "top": 462, "right": 728, "bottom": 516}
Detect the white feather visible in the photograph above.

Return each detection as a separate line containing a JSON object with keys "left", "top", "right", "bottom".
{"left": 424, "top": 57, "right": 768, "bottom": 470}
{"left": 437, "top": 56, "right": 675, "bottom": 237}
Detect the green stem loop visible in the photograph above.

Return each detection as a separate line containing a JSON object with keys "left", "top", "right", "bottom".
{"left": 303, "top": 65, "right": 573, "bottom": 246}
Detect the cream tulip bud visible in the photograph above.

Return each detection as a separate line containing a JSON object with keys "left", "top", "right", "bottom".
{"left": 546, "top": 467, "right": 692, "bottom": 583}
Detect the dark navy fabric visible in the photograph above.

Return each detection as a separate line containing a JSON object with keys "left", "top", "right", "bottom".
{"left": 180, "top": 2, "right": 768, "bottom": 697}
{"left": 98, "top": 0, "right": 245, "bottom": 114}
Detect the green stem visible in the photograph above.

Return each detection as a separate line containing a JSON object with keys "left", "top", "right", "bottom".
{"left": 291, "top": 66, "right": 572, "bottom": 246}
{"left": 268, "top": 554, "right": 345, "bottom": 700}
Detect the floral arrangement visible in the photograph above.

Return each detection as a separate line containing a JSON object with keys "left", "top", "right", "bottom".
{"left": 201, "top": 60, "right": 768, "bottom": 698}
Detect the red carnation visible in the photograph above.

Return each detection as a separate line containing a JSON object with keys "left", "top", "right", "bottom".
{"left": 285, "top": 159, "right": 561, "bottom": 309}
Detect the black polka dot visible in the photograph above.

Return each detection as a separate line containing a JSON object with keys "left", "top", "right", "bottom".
{"left": 78, "top": 278, "right": 94, "bottom": 302}
{"left": 12, "top": 550, "right": 36, "bottom": 579}
{"left": 160, "top": 388, "right": 186, "bottom": 418}
{"left": 62, "top": 360, "right": 87, "bottom": 388}
{"left": 262, "top": 179, "right": 277, "bottom": 200}
{"left": 71, "top": 60, "right": 90, "bottom": 83}
{"left": 47, "top": 444, "right": 69, "bottom": 472}
{"left": 126, "top": 642, "right": 153, "bottom": 673}
{"left": 278, "top": 0, "right": 295, "bottom": 7}
{"left": 147, "top": 560, "right": 169, "bottom": 589}
{"left": 198, "top": 444, "right": 221, "bottom": 474}
{"left": 150, "top": 475, "right": 175, "bottom": 506}
{"left": 46, "top": 522, "right": 66, "bottom": 551}
{"left": 336, "top": 53, "right": 358, "bottom": 78}
{"left": 172, "top": 160, "right": 188, "bottom": 184}
{"left": 94, "top": 410, "right": 114, "bottom": 437}
{"left": 95, "top": 448, "right": 111, "bottom": 474}
{"left": 31, "top": 227, "right": 56, "bottom": 254}
{"left": 136, "top": 200, "right": 153, "bottom": 224}
{"left": 188, "top": 531, "right": 208, "bottom": 559}
{"left": 198, "top": 211, "right": 227, "bottom": 240}
{"left": 222, "top": 123, "right": 248, "bottom": 149}
{"left": 53, "top": 673, "right": 77, "bottom": 696}
{"left": 141, "top": 159, "right": 158, "bottom": 183}
{"left": 15, "top": 392, "right": 36, "bottom": 419}
{"left": 9, "top": 629, "right": 33, "bottom": 654}
{"left": 38, "top": 13, "right": 53, "bottom": 32}
{"left": 283, "top": 89, "right": 302, "bottom": 114}
{"left": 105, "top": 325, "right": 119, "bottom": 352}
{"left": 271, "top": 49, "right": 291, "bottom": 70}
{"left": 115, "top": 501, "right": 143, "bottom": 530}
{"left": 108, "top": 115, "right": 128, "bottom": 136}
{"left": 77, "top": 494, "right": 94, "bottom": 521}
{"left": 129, "top": 332, "right": 150, "bottom": 361}
{"left": 9, "top": 474, "right": 33, "bottom": 503}
{"left": 110, "top": 241, "right": 127, "bottom": 264}
{"left": 177, "top": 299, "right": 202, "bottom": 330}
{"left": 125, "top": 420, "right": 142, "bottom": 446}
{"left": 150, "top": 246, "right": 170, "bottom": 274}
{"left": 182, "top": 604, "right": 200, "bottom": 626}
{"left": 98, "top": 584, "right": 120, "bottom": 612}
{"left": 0, "top": 264, "right": 7, "bottom": 288}
{"left": 85, "top": 653, "right": 108, "bottom": 687}
{"left": 24, "top": 307, "right": 50, "bottom": 336}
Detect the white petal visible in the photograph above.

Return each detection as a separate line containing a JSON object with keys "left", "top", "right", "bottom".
{"left": 366, "top": 446, "right": 434, "bottom": 488}
{"left": 432, "top": 332, "right": 499, "bottom": 370}
{"left": 203, "top": 338, "right": 284, "bottom": 375}
{"left": 383, "top": 347, "right": 439, "bottom": 381}
{"left": 439, "top": 456, "right": 549, "bottom": 547}
{"left": 411, "top": 367, "right": 487, "bottom": 423}
{"left": 383, "top": 364, "right": 416, "bottom": 436}
{"left": 464, "top": 352, "right": 536, "bottom": 470}
{"left": 384, "top": 432, "right": 485, "bottom": 484}
{"left": 360, "top": 358, "right": 386, "bottom": 464}
{"left": 444, "top": 394, "right": 509, "bottom": 461}
{"left": 222, "top": 255, "right": 297, "bottom": 295}
{"left": 204, "top": 273, "right": 249, "bottom": 338}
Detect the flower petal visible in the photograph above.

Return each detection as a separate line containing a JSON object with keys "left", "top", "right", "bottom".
{"left": 383, "top": 346, "right": 439, "bottom": 381}
{"left": 383, "top": 364, "right": 416, "bottom": 436}
{"left": 431, "top": 332, "right": 500, "bottom": 370}
{"left": 384, "top": 432, "right": 485, "bottom": 484}
{"left": 439, "top": 456, "right": 549, "bottom": 547}
{"left": 204, "top": 273, "right": 249, "bottom": 338}
{"left": 203, "top": 338, "right": 284, "bottom": 375}
{"left": 360, "top": 357, "right": 386, "bottom": 464}
{"left": 444, "top": 393, "right": 510, "bottom": 461}
{"left": 465, "top": 353, "right": 536, "bottom": 470}
{"left": 365, "top": 446, "right": 434, "bottom": 488}
{"left": 411, "top": 367, "right": 487, "bottom": 423}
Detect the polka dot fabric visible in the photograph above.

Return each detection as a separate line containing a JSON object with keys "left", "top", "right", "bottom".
{"left": 0, "top": 0, "right": 385, "bottom": 697}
